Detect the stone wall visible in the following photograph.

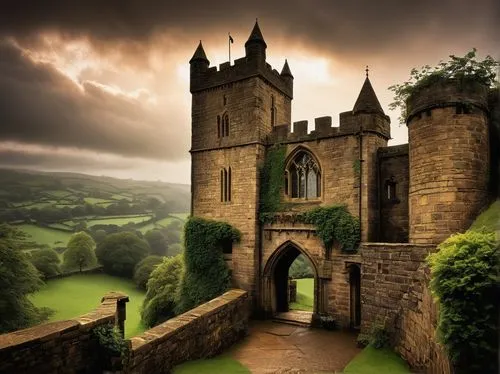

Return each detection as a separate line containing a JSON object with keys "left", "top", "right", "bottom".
{"left": 0, "top": 292, "right": 128, "bottom": 374}
{"left": 360, "top": 243, "right": 452, "bottom": 373}
{"left": 378, "top": 144, "right": 409, "bottom": 242}
{"left": 125, "top": 289, "right": 249, "bottom": 374}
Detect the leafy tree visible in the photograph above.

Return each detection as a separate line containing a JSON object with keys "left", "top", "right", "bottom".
{"left": 167, "top": 243, "right": 183, "bottom": 257}
{"left": 0, "top": 224, "right": 53, "bottom": 333}
{"left": 29, "top": 248, "right": 61, "bottom": 278}
{"left": 175, "top": 217, "right": 240, "bottom": 314}
{"left": 133, "top": 255, "right": 163, "bottom": 290}
{"left": 141, "top": 254, "right": 184, "bottom": 327}
{"left": 428, "top": 231, "right": 499, "bottom": 374}
{"left": 96, "top": 232, "right": 150, "bottom": 277}
{"left": 289, "top": 255, "right": 314, "bottom": 279}
{"left": 389, "top": 49, "right": 499, "bottom": 124}
{"left": 144, "top": 230, "right": 168, "bottom": 256}
{"left": 63, "top": 231, "right": 97, "bottom": 272}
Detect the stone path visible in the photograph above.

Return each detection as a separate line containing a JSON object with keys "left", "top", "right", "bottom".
{"left": 274, "top": 311, "right": 313, "bottom": 327}
{"left": 229, "top": 321, "right": 361, "bottom": 374}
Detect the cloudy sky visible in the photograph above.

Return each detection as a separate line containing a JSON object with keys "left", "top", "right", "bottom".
{"left": 0, "top": 0, "right": 498, "bottom": 184}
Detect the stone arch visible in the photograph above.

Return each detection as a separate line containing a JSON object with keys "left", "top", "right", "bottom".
{"left": 262, "top": 240, "right": 321, "bottom": 317}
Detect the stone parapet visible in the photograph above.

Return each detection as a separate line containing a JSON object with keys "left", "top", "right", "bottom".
{"left": 0, "top": 292, "right": 129, "bottom": 374}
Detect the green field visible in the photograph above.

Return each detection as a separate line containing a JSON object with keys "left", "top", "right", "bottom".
{"left": 173, "top": 354, "right": 250, "bottom": 374}
{"left": 87, "top": 215, "right": 153, "bottom": 227}
{"left": 138, "top": 215, "right": 185, "bottom": 234}
{"left": 84, "top": 197, "right": 114, "bottom": 204}
{"left": 30, "top": 274, "right": 146, "bottom": 338}
{"left": 170, "top": 213, "right": 189, "bottom": 221}
{"left": 343, "top": 345, "right": 410, "bottom": 373}
{"left": 18, "top": 224, "right": 72, "bottom": 247}
{"left": 290, "top": 278, "right": 314, "bottom": 311}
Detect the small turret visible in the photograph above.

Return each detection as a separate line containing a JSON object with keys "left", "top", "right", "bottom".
{"left": 352, "top": 73, "right": 385, "bottom": 115}
{"left": 190, "top": 41, "right": 209, "bottom": 76}
{"left": 280, "top": 59, "right": 293, "bottom": 91}
{"left": 245, "top": 20, "right": 267, "bottom": 63}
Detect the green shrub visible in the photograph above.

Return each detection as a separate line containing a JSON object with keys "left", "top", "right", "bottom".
{"left": 175, "top": 217, "right": 240, "bottom": 314}
{"left": 428, "top": 230, "right": 499, "bottom": 374}
{"left": 29, "top": 248, "right": 61, "bottom": 278}
{"left": 370, "top": 324, "right": 390, "bottom": 349}
{"left": 141, "top": 254, "right": 184, "bottom": 327}
{"left": 133, "top": 255, "right": 163, "bottom": 290}
{"left": 96, "top": 232, "right": 150, "bottom": 278}
{"left": 303, "top": 205, "right": 360, "bottom": 252}
{"left": 289, "top": 255, "right": 314, "bottom": 279}
{"left": 92, "top": 324, "right": 129, "bottom": 370}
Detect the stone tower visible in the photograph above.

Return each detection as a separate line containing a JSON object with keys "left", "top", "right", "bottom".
{"left": 189, "top": 21, "right": 293, "bottom": 302}
{"left": 407, "top": 79, "right": 490, "bottom": 244}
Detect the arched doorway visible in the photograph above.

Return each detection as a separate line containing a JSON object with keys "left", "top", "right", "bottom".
{"left": 348, "top": 264, "right": 361, "bottom": 329}
{"left": 262, "top": 241, "right": 320, "bottom": 317}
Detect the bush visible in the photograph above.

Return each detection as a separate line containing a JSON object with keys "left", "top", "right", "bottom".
{"left": 92, "top": 324, "right": 129, "bottom": 370}
{"left": 96, "top": 232, "right": 150, "bottom": 278}
{"left": 63, "top": 231, "right": 97, "bottom": 272}
{"left": 141, "top": 254, "right": 184, "bottom": 327}
{"left": 144, "top": 230, "right": 168, "bottom": 256}
{"left": 289, "top": 255, "right": 314, "bottom": 279}
{"left": 29, "top": 248, "right": 61, "bottom": 278}
{"left": 428, "top": 230, "right": 499, "bottom": 374}
{"left": 133, "top": 255, "right": 163, "bottom": 290}
{"left": 175, "top": 217, "right": 240, "bottom": 314}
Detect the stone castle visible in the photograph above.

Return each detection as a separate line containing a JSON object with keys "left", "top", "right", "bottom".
{"left": 189, "top": 19, "right": 498, "bottom": 340}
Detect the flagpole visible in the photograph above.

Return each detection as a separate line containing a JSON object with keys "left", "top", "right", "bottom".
{"left": 228, "top": 32, "right": 231, "bottom": 65}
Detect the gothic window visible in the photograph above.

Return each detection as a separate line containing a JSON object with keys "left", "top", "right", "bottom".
{"left": 223, "top": 94, "right": 227, "bottom": 106}
{"left": 285, "top": 150, "right": 321, "bottom": 199}
{"left": 224, "top": 114, "right": 229, "bottom": 137}
{"left": 271, "top": 95, "right": 276, "bottom": 125}
{"left": 217, "top": 115, "right": 221, "bottom": 138}
{"left": 218, "top": 114, "right": 230, "bottom": 138}
{"left": 220, "top": 167, "right": 232, "bottom": 202}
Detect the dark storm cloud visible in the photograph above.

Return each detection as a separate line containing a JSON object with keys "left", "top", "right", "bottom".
{"left": 0, "top": 41, "right": 189, "bottom": 160}
{"left": 0, "top": 0, "right": 498, "bottom": 58}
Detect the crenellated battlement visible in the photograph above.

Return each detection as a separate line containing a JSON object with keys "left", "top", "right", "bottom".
{"left": 267, "top": 109, "right": 391, "bottom": 144}
{"left": 191, "top": 56, "right": 293, "bottom": 98}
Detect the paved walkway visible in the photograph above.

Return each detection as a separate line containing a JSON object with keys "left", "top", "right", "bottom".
{"left": 229, "top": 321, "right": 361, "bottom": 374}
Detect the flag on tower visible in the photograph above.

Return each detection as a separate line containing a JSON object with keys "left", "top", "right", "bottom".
{"left": 229, "top": 34, "right": 234, "bottom": 43}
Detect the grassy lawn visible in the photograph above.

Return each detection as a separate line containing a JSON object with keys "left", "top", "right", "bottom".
{"left": 173, "top": 354, "right": 249, "bottom": 374}
{"left": 170, "top": 213, "right": 190, "bottom": 221}
{"left": 290, "top": 278, "right": 314, "bottom": 311}
{"left": 469, "top": 199, "right": 500, "bottom": 233}
{"left": 18, "top": 224, "right": 72, "bottom": 247}
{"left": 30, "top": 273, "right": 146, "bottom": 338}
{"left": 343, "top": 345, "right": 410, "bottom": 373}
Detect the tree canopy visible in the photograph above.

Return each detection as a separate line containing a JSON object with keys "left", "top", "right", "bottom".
{"left": 29, "top": 248, "right": 61, "bottom": 278}
{"left": 133, "top": 255, "right": 163, "bottom": 290}
{"left": 96, "top": 232, "right": 150, "bottom": 277}
{"left": 63, "top": 231, "right": 97, "bottom": 272}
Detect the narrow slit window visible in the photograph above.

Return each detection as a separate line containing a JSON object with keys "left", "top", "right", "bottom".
{"left": 217, "top": 115, "right": 221, "bottom": 138}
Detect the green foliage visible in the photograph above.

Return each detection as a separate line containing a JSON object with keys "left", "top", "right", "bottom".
{"left": 370, "top": 324, "right": 390, "bottom": 349}
{"left": 133, "top": 255, "right": 163, "bottom": 290}
{"left": 0, "top": 224, "right": 53, "bottom": 333}
{"left": 389, "top": 49, "right": 499, "bottom": 124}
{"left": 289, "top": 255, "right": 314, "bottom": 279}
{"left": 259, "top": 144, "right": 286, "bottom": 215}
{"left": 427, "top": 231, "right": 499, "bottom": 374}
{"left": 303, "top": 205, "right": 360, "bottom": 251}
{"left": 63, "top": 231, "right": 97, "bottom": 272}
{"left": 96, "top": 232, "right": 150, "bottom": 278}
{"left": 29, "top": 248, "right": 61, "bottom": 278}
{"left": 176, "top": 217, "right": 240, "bottom": 314}
{"left": 144, "top": 229, "right": 168, "bottom": 256}
{"left": 93, "top": 324, "right": 129, "bottom": 370}
{"left": 352, "top": 159, "right": 361, "bottom": 177}
{"left": 141, "top": 254, "right": 184, "bottom": 327}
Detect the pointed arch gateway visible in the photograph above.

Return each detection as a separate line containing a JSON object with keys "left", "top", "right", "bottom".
{"left": 262, "top": 240, "right": 323, "bottom": 318}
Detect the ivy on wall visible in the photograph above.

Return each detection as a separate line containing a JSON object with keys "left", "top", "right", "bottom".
{"left": 175, "top": 217, "right": 241, "bottom": 314}
{"left": 259, "top": 144, "right": 286, "bottom": 216}
{"left": 427, "top": 230, "right": 499, "bottom": 374}
{"left": 303, "top": 205, "right": 360, "bottom": 252}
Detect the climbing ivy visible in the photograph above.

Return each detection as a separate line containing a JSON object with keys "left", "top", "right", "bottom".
{"left": 175, "top": 217, "right": 240, "bottom": 314}
{"left": 259, "top": 144, "right": 286, "bottom": 216}
{"left": 303, "top": 205, "right": 360, "bottom": 252}
{"left": 389, "top": 49, "right": 499, "bottom": 124}
{"left": 427, "top": 230, "right": 499, "bottom": 374}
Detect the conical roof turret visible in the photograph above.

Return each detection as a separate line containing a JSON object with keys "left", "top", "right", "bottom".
{"left": 353, "top": 76, "right": 384, "bottom": 115}
{"left": 189, "top": 41, "right": 209, "bottom": 64}
{"left": 245, "top": 20, "right": 267, "bottom": 48}
{"left": 281, "top": 59, "right": 293, "bottom": 78}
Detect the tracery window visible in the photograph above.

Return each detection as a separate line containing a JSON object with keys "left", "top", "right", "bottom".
{"left": 285, "top": 151, "right": 321, "bottom": 199}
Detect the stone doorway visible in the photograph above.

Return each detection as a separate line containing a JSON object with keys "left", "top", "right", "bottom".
{"left": 348, "top": 264, "right": 361, "bottom": 329}
{"left": 262, "top": 241, "right": 320, "bottom": 320}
